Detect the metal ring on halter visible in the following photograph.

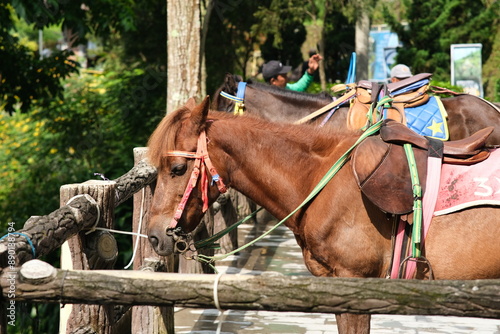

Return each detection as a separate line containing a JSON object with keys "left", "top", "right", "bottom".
{"left": 174, "top": 239, "right": 189, "bottom": 254}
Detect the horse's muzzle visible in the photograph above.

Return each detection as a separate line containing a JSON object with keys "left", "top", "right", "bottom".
{"left": 148, "top": 226, "right": 175, "bottom": 256}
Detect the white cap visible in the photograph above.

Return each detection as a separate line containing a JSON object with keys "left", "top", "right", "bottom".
{"left": 390, "top": 64, "right": 412, "bottom": 79}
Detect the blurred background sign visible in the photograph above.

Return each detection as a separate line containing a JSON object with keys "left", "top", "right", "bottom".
{"left": 451, "top": 44, "right": 483, "bottom": 97}
{"left": 369, "top": 25, "right": 400, "bottom": 82}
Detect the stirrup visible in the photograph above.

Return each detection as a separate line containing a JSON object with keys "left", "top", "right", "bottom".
{"left": 398, "top": 255, "right": 434, "bottom": 280}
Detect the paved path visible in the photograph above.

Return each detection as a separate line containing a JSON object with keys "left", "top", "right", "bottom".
{"left": 175, "top": 219, "right": 500, "bottom": 334}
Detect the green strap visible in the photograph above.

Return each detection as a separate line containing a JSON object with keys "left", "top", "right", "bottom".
{"left": 196, "top": 120, "right": 384, "bottom": 266}
{"left": 362, "top": 96, "right": 393, "bottom": 131}
{"left": 403, "top": 143, "right": 423, "bottom": 257}
{"left": 194, "top": 207, "right": 263, "bottom": 250}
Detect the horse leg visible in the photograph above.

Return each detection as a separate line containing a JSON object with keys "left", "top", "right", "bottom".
{"left": 335, "top": 314, "right": 371, "bottom": 334}
{"left": 300, "top": 249, "right": 372, "bottom": 334}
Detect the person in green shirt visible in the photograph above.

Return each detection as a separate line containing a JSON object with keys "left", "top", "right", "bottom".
{"left": 262, "top": 54, "right": 322, "bottom": 92}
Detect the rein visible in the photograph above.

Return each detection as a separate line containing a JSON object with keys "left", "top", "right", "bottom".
{"left": 166, "top": 130, "right": 227, "bottom": 229}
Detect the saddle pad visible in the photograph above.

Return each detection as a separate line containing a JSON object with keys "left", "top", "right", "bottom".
{"left": 434, "top": 148, "right": 500, "bottom": 215}
{"left": 352, "top": 136, "right": 428, "bottom": 214}
{"left": 405, "top": 96, "right": 449, "bottom": 141}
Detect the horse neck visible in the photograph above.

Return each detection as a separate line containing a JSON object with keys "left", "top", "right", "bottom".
{"left": 244, "top": 85, "right": 331, "bottom": 123}
{"left": 206, "top": 117, "right": 352, "bottom": 226}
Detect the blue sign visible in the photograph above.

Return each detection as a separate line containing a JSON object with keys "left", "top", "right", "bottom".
{"left": 369, "top": 29, "right": 400, "bottom": 82}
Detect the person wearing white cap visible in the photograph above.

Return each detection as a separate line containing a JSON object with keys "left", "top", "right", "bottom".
{"left": 262, "top": 54, "right": 322, "bottom": 92}
{"left": 390, "top": 64, "right": 413, "bottom": 83}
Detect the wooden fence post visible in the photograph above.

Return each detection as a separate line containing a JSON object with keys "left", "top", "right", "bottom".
{"left": 131, "top": 148, "right": 174, "bottom": 334}
{"left": 59, "top": 180, "right": 122, "bottom": 334}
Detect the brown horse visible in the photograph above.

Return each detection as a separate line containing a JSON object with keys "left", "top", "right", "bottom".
{"left": 212, "top": 73, "right": 500, "bottom": 146}
{"left": 147, "top": 97, "right": 500, "bottom": 334}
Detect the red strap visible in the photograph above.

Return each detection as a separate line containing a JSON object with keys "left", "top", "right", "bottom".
{"left": 165, "top": 130, "right": 227, "bottom": 228}
{"left": 169, "top": 155, "right": 201, "bottom": 228}
{"left": 198, "top": 131, "right": 227, "bottom": 193}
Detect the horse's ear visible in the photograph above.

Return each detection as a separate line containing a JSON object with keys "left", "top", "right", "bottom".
{"left": 224, "top": 73, "right": 237, "bottom": 92}
{"left": 190, "top": 95, "right": 210, "bottom": 129}
{"left": 184, "top": 97, "right": 197, "bottom": 111}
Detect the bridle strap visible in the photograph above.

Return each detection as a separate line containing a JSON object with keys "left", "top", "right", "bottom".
{"left": 219, "top": 82, "right": 247, "bottom": 115}
{"left": 166, "top": 130, "right": 227, "bottom": 228}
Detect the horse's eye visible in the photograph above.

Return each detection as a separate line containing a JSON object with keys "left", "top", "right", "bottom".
{"left": 171, "top": 163, "right": 187, "bottom": 176}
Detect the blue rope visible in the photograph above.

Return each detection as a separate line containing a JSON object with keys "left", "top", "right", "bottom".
{"left": 345, "top": 52, "right": 356, "bottom": 84}
{"left": 0, "top": 232, "right": 36, "bottom": 258}
{"left": 236, "top": 82, "right": 247, "bottom": 100}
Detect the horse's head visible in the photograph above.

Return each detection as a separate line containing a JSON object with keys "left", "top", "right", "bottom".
{"left": 147, "top": 96, "right": 224, "bottom": 256}
{"left": 211, "top": 73, "right": 243, "bottom": 112}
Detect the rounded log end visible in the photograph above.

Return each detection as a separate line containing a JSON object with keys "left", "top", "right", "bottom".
{"left": 19, "top": 259, "right": 57, "bottom": 284}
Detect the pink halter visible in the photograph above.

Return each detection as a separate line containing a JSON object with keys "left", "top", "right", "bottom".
{"left": 166, "top": 130, "right": 227, "bottom": 228}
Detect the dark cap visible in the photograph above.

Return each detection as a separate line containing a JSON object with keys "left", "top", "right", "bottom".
{"left": 262, "top": 60, "right": 292, "bottom": 81}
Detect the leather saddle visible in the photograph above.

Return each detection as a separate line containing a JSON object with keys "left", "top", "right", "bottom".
{"left": 351, "top": 120, "right": 493, "bottom": 214}
{"left": 347, "top": 73, "right": 433, "bottom": 130}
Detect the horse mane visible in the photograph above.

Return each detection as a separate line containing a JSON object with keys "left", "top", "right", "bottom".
{"left": 148, "top": 103, "right": 359, "bottom": 169}
{"left": 204, "top": 109, "right": 357, "bottom": 156}
{"left": 147, "top": 106, "right": 191, "bottom": 167}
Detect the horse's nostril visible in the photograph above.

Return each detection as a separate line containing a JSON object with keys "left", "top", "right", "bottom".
{"left": 149, "top": 235, "right": 159, "bottom": 248}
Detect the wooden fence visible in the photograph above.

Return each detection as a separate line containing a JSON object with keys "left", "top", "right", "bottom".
{"left": 0, "top": 147, "right": 499, "bottom": 334}
{"left": 3, "top": 259, "right": 500, "bottom": 318}
{"left": 0, "top": 147, "right": 242, "bottom": 334}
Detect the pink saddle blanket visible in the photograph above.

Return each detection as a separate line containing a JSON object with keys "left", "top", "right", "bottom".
{"left": 434, "top": 148, "right": 500, "bottom": 216}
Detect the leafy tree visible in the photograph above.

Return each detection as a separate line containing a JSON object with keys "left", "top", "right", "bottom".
{"left": 204, "top": 1, "right": 270, "bottom": 94}
{"left": 0, "top": 61, "right": 165, "bottom": 334}
{"left": 0, "top": 0, "right": 144, "bottom": 114}
{"left": 0, "top": 3, "right": 78, "bottom": 114}
{"left": 1, "top": 2, "right": 167, "bottom": 331}
{"left": 205, "top": 0, "right": 355, "bottom": 90}
{"left": 383, "top": 0, "right": 500, "bottom": 84}
{"left": 322, "top": 4, "right": 355, "bottom": 83}
{"left": 254, "top": 0, "right": 307, "bottom": 68}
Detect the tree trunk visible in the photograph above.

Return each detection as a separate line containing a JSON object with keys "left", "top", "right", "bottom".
{"left": 166, "top": 0, "right": 202, "bottom": 114}
{"left": 355, "top": 10, "right": 370, "bottom": 81}
{"left": 200, "top": 0, "right": 214, "bottom": 97}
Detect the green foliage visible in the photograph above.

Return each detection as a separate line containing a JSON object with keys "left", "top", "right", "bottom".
{"left": 1, "top": 0, "right": 145, "bottom": 115}
{"left": 0, "top": 65, "right": 164, "bottom": 225}
{"left": 254, "top": 0, "right": 306, "bottom": 66}
{"left": 0, "top": 3, "right": 79, "bottom": 114}
{"left": 322, "top": 6, "right": 355, "bottom": 83}
{"left": 428, "top": 79, "right": 464, "bottom": 97}
{"left": 205, "top": 1, "right": 269, "bottom": 94}
{"left": 305, "top": 81, "right": 336, "bottom": 94}
{"left": 383, "top": 0, "right": 499, "bottom": 83}
{"left": 11, "top": 0, "right": 137, "bottom": 41}
{"left": 0, "top": 59, "right": 165, "bottom": 333}
{"left": 117, "top": 0, "right": 166, "bottom": 66}
{"left": 496, "top": 79, "right": 500, "bottom": 102}
{"left": 1, "top": 1, "right": 166, "bottom": 327}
